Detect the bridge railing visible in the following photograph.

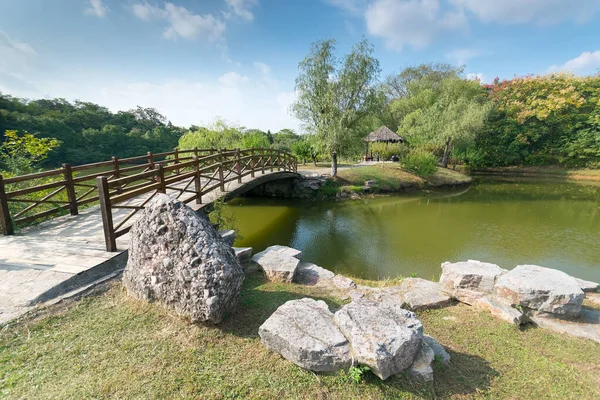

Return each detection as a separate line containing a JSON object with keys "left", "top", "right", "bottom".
{"left": 0, "top": 148, "right": 297, "bottom": 241}
{"left": 97, "top": 147, "right": 295, "bottom": 251}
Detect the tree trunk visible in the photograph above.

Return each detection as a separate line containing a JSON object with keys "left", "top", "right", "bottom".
{"left": 312, "top": 155, "right": 317, "bottom": 166}
{"left": 441, "top": 137, "right": 452, "bottom": 168}
{"left": 331, "top": 152, "right": 338, "bottom": 177}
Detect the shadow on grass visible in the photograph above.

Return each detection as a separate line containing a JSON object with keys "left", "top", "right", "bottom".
{"left": 216, "top": 271, "right": 499, "bottom": 398}
{"left": 216, "top": 272, "right": 344, "bottom": 338}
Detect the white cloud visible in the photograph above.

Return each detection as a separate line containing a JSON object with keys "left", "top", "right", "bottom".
{"left": 546, "top": 51, "right": 600, "bottom": 75}
{"left": 85, "top": 0, "right": 107, "bottom": 18}
{"left": 131, "top": 2, "right": 226, "bottom": 41}
{"left": 365, "top": 0, "right": 467, "bottom": 51}
{"left": 131, "top": 2, "right": 163, "bottom": 21}
{"left": 253, "top": 61, "right": 271, "bottom": 76}
{"left": 225, "top": 0, "right": 259, "bottom": 21}
{"left": 446, "top": 48, "right": 479, "bottom": 66}
{"left": 1, "top": 69, "right": 300, "bottom": 131}
{"left": 0, "top": 32, "right": 37, "bottom": 90}
{"left": 450, "top": 0, "right": 600, "bottom": 25}
{"left": 218, "top": 71, "right": 249, "bottom": 86}
{"left": 0, "top": 31, "right": 35, "bottom": 56}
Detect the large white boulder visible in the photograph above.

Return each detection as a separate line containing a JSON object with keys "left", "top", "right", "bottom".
{"left": 258, "top": 298, "right": 352, "bottom": 372}
{"left": 293, "top": 262, "right": 335, "bottom": 286}
{"left": 333, "top": 300, "right": 423, "bottom": 380}
{"left": 252, "top": 245, "right": 302, "bottom": 283}
{"left": 123, "top": 194, "right": 244, "bottom": 324}
{"left": 440, "top": 260, "right": 507, "bottom": 304}
{"left": 574, "top": 277, "right": 599, "bottom": 293}
{"left": 494, "top": 265, "right": 584, "bottom": 318}
{"left": 399, "top": 278, "right": 452, "bottom": 311}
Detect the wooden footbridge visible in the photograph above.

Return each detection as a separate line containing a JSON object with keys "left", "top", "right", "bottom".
{"left": 0, "top": 148, "right": 298, "bottom": 322}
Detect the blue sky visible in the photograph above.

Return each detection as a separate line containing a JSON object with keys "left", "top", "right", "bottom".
{"left": 1, "top": 0, "right": 600, "bottom": 132}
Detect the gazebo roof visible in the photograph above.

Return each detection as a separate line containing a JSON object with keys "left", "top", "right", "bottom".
{"left": 364, "top": 126, "right": 405, "bottom": 143}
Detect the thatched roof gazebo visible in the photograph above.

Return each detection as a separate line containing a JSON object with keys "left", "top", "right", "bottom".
{"left": 363, "top": 126, "right": 405, "bottom": 161}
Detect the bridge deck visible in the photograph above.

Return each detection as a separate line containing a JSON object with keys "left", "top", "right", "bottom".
{"left": 0, "top": 170, "right": 298, "bottom": 324}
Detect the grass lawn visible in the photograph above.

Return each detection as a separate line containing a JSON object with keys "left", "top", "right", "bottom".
{"left": 335, "top": 165, "right": 471, "bottom": 192}
{"left": 1, "top": 272, "right": 599, "bottom": 399}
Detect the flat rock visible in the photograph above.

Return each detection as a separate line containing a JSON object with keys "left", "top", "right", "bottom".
{"left": 408, "top": 342, "right": 435, "bottom": 382}
{"left": 333, "top": 300, "right": 423, "bottom": 380}
{"left": 294, "top": 262, "right": 335, "bottom": 286}
{"left": 423, "top": 335, "right": 450, "bottom": 366}
{"left": 528, "top": 308, "right": 600, "bottom": 344}
{"left": 475, "top": 295, "right": 525, "bottom": 325}
{"left": 233, "top": 247, "right": 253, "bottom": 264}
{"left": 252, "top": 245, "right": 302, "bottom": 283}
{"left": 253, "top": 245, "right": 302, "bottom": 260}
{"left": 331, "top": 274, "right": 357, "bottom": 290}
{"left": 440, "top": 260, "right": 506, "bottom": 304}
{"left": 219, "top": 230, "right": 236, "bottom": 246}
{"left": 574, "top": 277, "right": 599, "bottom": 293}
{"left": 123, "top": 194, "right": 244, "bottom": 324}
{"left": 399, "top": 278, "right": 452, "bottom": 311}
{"left": 495, "top": 265, "right": 584, "bottom": 318}
{"left": 258, "top": 298, "right": 352, "bottom": 372}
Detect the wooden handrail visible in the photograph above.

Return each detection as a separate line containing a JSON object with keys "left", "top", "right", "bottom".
{"left": 0, "top": 147, "right": 298, "bottom": 238}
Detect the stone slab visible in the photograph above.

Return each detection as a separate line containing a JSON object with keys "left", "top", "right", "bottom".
{"left": 495, "top": 265, "right": 584, "bottom": 318}
{"left": 399, "top": 278, "right": 452, "bottom": 311}
{"left": 575, "top": 278, "right": 599, "bottom": 293}
{"left": 259, "top": 298, "right": 352, "bottom": 372}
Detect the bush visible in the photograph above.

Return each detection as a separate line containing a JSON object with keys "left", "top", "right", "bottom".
{"left": 370, "top": 142, "right": 407, "bottom": 161}
{"left": 402, "top": 148, "right": 438, "bottom": 176}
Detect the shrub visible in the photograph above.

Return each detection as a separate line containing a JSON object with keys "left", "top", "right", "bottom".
{"left": 369, "top": 142, "right": 407, "bottom": 161}
{"left": 402, "top": 148, "right": 438, "bottom": 176}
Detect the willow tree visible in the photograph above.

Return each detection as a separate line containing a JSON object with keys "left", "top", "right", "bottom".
{"left": 396, "top": 76, "right": 490, "bottom": 168}
{"left": 292, "top": 39, "right": 380, "bottom": 176}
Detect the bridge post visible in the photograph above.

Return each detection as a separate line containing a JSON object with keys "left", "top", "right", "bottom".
{"left": 0, "top": 175, "right": 14, "bottom": 235}
{"left": 173, "top": 148, "right": 180, "bottom": 175}
{"left": 148, "top": 152, "right": 154, "bottom": 170}
{"left": 157, "top": 164, "right": 166, "bottom": 194}
{"left": 250, "top": 147, "right": 255, "bottom": 178}
{"left": 218, "top": 149, "right": 225, "bottom": 192}
{"left": 270, "top": 149, "right": 274, "bottom": 173}
{"left": 193, "top": 155, "right": 201, "bottom": 204}
{"left": 236, "top": 148, "right": 242, "bottom": 183}
{"left": 112, "top": 156, "right": 122, "bottom": 194}
{"left": 261, "top": 149, "right": 265, "bottom": 174}
{"left": 62, "top": 163, "right": 79, "bottom": 216}
{"left": 97, "top": 176, "right": 117, "bottom": 252}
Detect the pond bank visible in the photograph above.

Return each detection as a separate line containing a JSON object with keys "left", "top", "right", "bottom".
{"left": 471, "top": 166, "right": 600, "bottom": 183}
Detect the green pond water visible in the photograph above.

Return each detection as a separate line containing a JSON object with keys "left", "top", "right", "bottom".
{"left": 225, "top": 178, "right": 600, "bottom": 282}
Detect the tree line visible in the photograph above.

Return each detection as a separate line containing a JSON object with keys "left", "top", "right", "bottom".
{"left": 2, "top": 39, "right": 599, "bottom": 178}
{"left": 0, "top": 94, "right": 307, "bottom": 175}
{"left": 292, "top": 40, "right": 600, "bottom": 175}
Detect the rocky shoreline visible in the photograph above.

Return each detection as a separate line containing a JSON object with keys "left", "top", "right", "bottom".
{"left": 250, "top": 174, "right": 472, "bottom": 201}
{"left": 121, "top": 195, "right": 599, "bottom": 386}
{"left": 249, "top": 245, "right": 600, "bottom": 381}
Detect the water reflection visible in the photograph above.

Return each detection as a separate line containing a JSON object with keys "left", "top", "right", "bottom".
{"left": 226, "top": 179, "right": 600, "bottom": 281}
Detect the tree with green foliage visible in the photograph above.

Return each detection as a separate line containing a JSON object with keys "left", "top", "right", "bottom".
{"left": 391, "top": 66, "right": 490, "bottom": 168}
{"left": 292, "top": 39, "right": 381, "bottom": 176}
{"left": 0, "top": 130, "right": 60, "bottom": 175}
{"left": 0, "top": 92, "right": 183, "bottom": 166}
{"left": 478, "top": 73, "right": 600, "bottom": 167}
